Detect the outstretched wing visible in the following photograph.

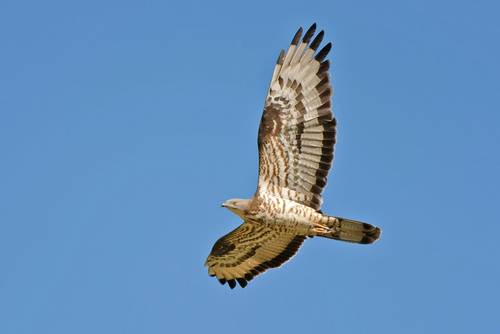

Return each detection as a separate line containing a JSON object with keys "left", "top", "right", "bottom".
{"left": 205, "top": 222, "right": 306, "bottom": 289}
{"left": 257, "top": 23, "right": 335, "bottom": 211}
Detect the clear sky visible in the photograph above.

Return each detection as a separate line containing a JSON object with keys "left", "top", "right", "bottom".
{"left": 1, "top": 0, "right": 499, "bottom": 333}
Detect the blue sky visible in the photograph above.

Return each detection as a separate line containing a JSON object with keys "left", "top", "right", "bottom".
{"left": 1, "top": 0, "right": 499, "bottom": 333}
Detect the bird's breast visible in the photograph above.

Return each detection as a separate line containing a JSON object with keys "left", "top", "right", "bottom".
{"left": 245, "top": 194, "right": 319, "bottom": 231}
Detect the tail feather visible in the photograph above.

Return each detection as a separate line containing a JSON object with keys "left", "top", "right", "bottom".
{"left": 322, "top": 217, "right": 381, "bottom": 244}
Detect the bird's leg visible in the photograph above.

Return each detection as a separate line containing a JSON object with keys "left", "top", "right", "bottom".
{"left": 311, "top": 221, "right": 331, "bottom": 235}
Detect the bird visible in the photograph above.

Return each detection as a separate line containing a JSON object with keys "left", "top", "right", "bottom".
{"left": 205, "top": 23, "right": 381, "bottom": 289}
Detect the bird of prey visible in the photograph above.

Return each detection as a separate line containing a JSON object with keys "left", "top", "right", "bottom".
{"left": 205, "top": 23, "right": 381, "bottom": 289}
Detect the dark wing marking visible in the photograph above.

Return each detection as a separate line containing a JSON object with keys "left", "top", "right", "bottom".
{"left": 205, "top": 221, "right": 306, "bottom": 289}
{"left": 256, "top": 23, "right": 335, "bottom": 211}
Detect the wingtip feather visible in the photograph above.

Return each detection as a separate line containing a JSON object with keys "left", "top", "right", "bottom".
{"left": 315, "top": 42, "right": 332, "bottom": 62}
{"left": 303, "top": 23, "right": 316, "bottom": 43}
{"left": 291, "top": 27, "right": 303, "bottom": 45}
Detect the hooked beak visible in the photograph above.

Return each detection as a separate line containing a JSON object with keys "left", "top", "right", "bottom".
{"left": 221, "top": 203, "right": 226, "bottom": 208}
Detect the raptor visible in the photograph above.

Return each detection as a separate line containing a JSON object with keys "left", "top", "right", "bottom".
{"left": 205, "top": 23, "right": 381, "bottom": 289}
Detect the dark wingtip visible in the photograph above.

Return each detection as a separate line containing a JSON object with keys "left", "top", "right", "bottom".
{"left": 303, "top": 23, "right": 316, "bottom": 43}
{"left": 236, "top": 278, "right": 248, "bottom": 288}
{"left": 291, "top": 27, "right": 303, "bottom": 45}
{"left": 310, "top": 30, "right": 324, "bottom": 51}
{"left": 227, "top": 279, "right": 236, "bottom": 289}
{"left": 218, "top": 278, "right": 226, "bottom": 285}
{"left": 315, "top": 42, "right": 332, "bottom": 62}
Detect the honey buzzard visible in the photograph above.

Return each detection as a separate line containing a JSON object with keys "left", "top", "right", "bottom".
{"left": 205, "top": 24, "right": 381, "bottom": 289}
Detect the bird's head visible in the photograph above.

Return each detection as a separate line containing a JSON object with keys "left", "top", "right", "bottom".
{"left": 222, "top": 198, "right": 250, "bottom": 217}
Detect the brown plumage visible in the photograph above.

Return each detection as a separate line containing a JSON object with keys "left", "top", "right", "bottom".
{"left": 205, "top": 24, "right": 381, "bottom": 289}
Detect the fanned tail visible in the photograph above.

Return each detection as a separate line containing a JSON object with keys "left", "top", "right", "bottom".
{"left": 321, "top": 216, "right": 381, "bottom": 244}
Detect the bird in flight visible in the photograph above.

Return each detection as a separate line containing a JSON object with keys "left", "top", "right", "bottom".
{"left": 205, "top": 23, "right": 381, "bottom": 289}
